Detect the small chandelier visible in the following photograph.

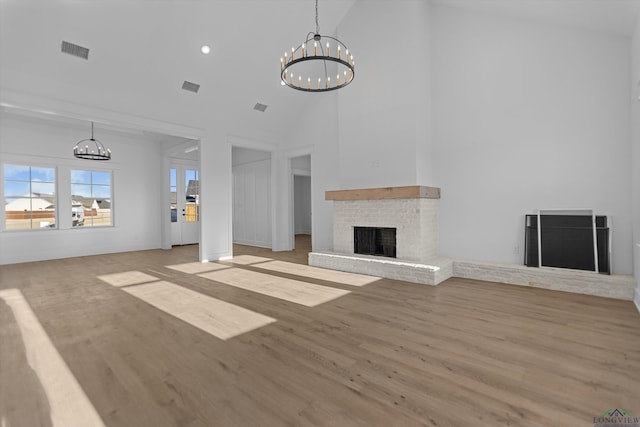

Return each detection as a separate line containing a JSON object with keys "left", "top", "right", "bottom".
{"left": 280, "top": 0, "right": 355, "bottom": 92}
{"left": 73, "top": 121, "right": 111, "bottom": 160}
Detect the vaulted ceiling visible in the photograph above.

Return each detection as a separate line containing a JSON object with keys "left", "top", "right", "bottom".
{"left": 433, "top": 0, "right": 640, "bottom": 37}
{"left": 1, "top": 0, "right": 638, "bottom": 146}
{"left": 0, "top": 0, "right": 356, "bottom": 142}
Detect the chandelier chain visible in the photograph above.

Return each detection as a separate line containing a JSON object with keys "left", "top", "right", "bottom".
{"left": 315, "top": 0, "right": 320, "bottom": 35}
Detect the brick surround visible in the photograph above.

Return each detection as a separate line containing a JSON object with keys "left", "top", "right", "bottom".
{"left": 310, "top": 186, "right": 446, "bottom": 285}
{"left": 333, "top": 198, "right": 438, "bottom": 263}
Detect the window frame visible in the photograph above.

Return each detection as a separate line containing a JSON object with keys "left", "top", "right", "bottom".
{"left": 2, "top": 163, "right": 58, "bottom": 232}
{"left": 1, "top": 160, "right": 117, "bottom": 232}
{"left": 70, "top": 168, "right": 114, "bottom": 229}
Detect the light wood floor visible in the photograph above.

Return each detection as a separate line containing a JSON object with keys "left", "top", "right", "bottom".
{"left": 1, "top": 234, "right": 639, "bottom": 426}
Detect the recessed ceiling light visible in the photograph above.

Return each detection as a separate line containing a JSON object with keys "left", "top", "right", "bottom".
{"left": 201, "top": 45, "right": 211, "bottom": 55}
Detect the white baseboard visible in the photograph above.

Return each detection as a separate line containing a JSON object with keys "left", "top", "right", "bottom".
{"left": 634, "top": 288, "right": 640, "bottom": 314}
{"left": 232, "top": 238, "right": 272, "bottom": 249}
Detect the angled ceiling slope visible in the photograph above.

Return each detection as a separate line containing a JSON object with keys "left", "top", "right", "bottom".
{"left": 0, "top": 1, "right": 357, "bottom": 140}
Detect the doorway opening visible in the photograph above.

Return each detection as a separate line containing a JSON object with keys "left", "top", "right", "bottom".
{"left": 170, "top": 163, "right": 200, "bottom": 246}
{"left": 291, "top": 154, "right": 311, "bottom": 252}
{"left": 232, "top": 147, "right": 272, "bottom": 248}
{"left": 165, "top": 136, "right": 201, "bottom": 247}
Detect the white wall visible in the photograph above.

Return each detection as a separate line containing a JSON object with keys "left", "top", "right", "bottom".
{"left": 337, "top": 0, "right": 433, "bottom": 189}
{"left": 287, "top": 1, "right": 635, "bottom": 276}
{"left": 199, "top": 130, "right": 233, "bottom": 262}
{"left": 0, "top": 113, "right": 163, "bottom": 264}
{"left": 281, "top": 0, "right": 433, "bottom": 254}
{"left": 431, "top": 5, "right": 633, "bottom": 274}
{"left": 291, "top": 155, "right": 311, "bottom": 174}
{"left": 232, "top": 147, "right": 271, "bottom": 166}
{"left": 281, "top": 93, "right": 339, "bottom": 253}
{"left": 632, "top": 14, "right": 640, "bottom": 308}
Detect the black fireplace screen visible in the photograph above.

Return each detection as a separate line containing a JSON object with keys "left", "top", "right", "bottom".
{"left": 354, "top": 227, "right": 396, "bottom": 258}
{"left": 524, "top": 214, "right": 610, "bottom": 274}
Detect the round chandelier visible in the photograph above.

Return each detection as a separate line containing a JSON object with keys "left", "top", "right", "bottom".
{"left": 280, "top": 0, "right": 355, "bottom": 92}
{"left": 73, "top": 121, "right": 111, "bottom": 160}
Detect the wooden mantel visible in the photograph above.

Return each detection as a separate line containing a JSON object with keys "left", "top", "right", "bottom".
{"left": 325, "top": 185, "right": 440, "bottom": 201}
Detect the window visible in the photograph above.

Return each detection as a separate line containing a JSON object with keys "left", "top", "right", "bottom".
{"left": 185, "top": 168, "right": 199, "bottom": 222}
{"left": 3, "top": 164, "right": 57, "bottom": 230}
{"left": 170, "top": 168, "right": 177, "bottom": 223}
{"left": 70, "top": 170, "right": 112, "bottom": 227}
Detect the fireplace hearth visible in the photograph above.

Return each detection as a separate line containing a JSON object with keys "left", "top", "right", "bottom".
{"left": 309, "top": 185, "right": 452, "bottom": 286}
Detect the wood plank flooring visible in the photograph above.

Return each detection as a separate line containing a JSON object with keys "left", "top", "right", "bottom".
{"left": 197, "top": 268, "right": 351, "bottom": 307}
{"left": 1, "top": 234, "right": 639, "bottom": 426}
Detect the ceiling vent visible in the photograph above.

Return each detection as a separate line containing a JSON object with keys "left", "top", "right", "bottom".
{"left": 61, "top": 41, "right": 89, "bottom": 60}
{"left": 253, "top": 103, "right": 268, "bottom": 112}
{"left": 182, "top": 81, "right": 200, "bottom": 93}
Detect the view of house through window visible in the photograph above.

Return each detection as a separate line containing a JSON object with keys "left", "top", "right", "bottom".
{"left": 185, "top": 169, "right": 199, "bottom": 222}
{"left": 71, "top": 169, "right": 112, "bottom": 227}
{"left": 3, "top": 164, "right": 57, "bottom": 230}
{"left": 170, "top": 168, "right": 177, "bottom": 223}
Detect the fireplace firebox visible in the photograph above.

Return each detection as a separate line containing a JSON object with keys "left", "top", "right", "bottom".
{"left": 354, "top": 227, "right": 397, "bottom": 258}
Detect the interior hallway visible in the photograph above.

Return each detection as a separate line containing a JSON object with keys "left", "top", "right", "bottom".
{"left": 1, "top": 235, "right": 639, "bottom": 426}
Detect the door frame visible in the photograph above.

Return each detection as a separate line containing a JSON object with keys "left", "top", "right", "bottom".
{"left": 161, "top": 137, "right": 200, "bottom": 250}
{"left": 285, "top": 147, "right": 314, "bottom": 251}
{"left": 169, "top": 160, "right": 200, "bottom": 246}
{"left": 292, "top": 171, "right": 311, "bottom": 239}
{"left": 228, "top": 135, "right": 278, "bottom": 252}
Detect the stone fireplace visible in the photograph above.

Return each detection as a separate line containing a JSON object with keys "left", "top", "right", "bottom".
{"left": 309, "top": 186, "right": 453, "bottom": 285}
{"left": 308, "top": 185, "right": 635, "bottom": 298}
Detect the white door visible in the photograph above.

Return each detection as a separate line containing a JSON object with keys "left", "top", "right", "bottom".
{"left": 170, "top": 165, "right": 200, "bottom": 246}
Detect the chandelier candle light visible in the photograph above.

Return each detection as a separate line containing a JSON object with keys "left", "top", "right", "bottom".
{"left": 280, "top": 0, "right": 355, "bottom": 92}
{"left": 73, "top": 121, "right": 111, "bottom": 160}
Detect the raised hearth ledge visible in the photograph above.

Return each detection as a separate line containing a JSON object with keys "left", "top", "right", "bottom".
{"left": 453, "top": 259, "right": 636, "bottom": 300}
{"left": 309, "top": 252, "right": 453, "bottom": 286}
{"left": 308, "top": 252, "right": 636, "bottom": 300}
{"left": 325, "top": 185, "right": 440, "bottom": 201}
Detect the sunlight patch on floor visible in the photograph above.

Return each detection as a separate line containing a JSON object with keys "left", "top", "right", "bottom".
{"left": 0, "top": 289, "right": 105, "bottom": 427}
{"left": 198, "top": 268, "right": 350, "bottom": 307}
{"left": 165, "top": 262, "right": 231, "bottom": 274}
{"left": 121, "top": 281, "right": 276, "bottom": 340}
{"left": 255, "top": 260, "right": 379, "bottom": 287}
{"left": 97, "top": 271, "right": 159, "bottom": 287}
{"left": 220, "top": 255, "right": 274, "bottom": 265}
